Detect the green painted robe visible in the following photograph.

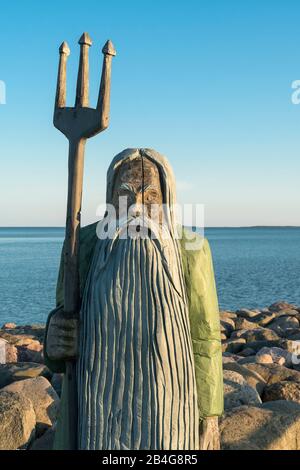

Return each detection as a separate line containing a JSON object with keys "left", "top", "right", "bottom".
{"left": 44, "top": 223, "right": 223, "bottom": 449}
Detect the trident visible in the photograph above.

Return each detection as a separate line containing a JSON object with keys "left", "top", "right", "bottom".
{"left": 54, "top": 32, "right": 116, "bottom": 449}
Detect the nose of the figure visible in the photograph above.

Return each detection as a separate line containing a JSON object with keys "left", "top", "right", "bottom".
{"left": 129, "top": 203, "right": 142, "bottom": 218}
{"left": 129, "top": 193, "right": 143, "bottom": 218}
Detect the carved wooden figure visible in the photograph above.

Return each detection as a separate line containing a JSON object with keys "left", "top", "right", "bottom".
{"left": 45, "top": 148, "right": 223, "bottom": 450}
{"left": 50, "top": 32, "right": 116, "bottom": 449}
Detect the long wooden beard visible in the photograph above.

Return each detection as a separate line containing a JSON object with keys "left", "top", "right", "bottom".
{"left": 77, "top": 235, "right": 199, "bottom": 450}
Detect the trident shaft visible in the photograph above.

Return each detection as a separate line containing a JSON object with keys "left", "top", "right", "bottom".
{"left": 53, "top": 32, "right": 116, "bottom": 449}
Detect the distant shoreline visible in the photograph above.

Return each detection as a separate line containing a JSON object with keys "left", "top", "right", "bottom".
{"left": 0, "top": 226, "right": 300, "bottom": 229}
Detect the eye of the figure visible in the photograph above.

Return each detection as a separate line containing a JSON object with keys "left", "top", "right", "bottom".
{"left": 145, "top": 189, "right": 159, "bottom": 202}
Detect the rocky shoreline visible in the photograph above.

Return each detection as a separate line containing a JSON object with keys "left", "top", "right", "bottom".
{"left": 1, "top": 300, "right": 300, "bottom": 450}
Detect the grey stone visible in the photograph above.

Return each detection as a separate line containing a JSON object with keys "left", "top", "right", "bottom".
{"left": 234, "top": 317, "right": 259, "bottom": 331}
{"left": 0, "top": 390, "right": 36, "bottom": 449}
{"left": 268, "top": 316, "right": 300, "bottom": 337}
{"left": 222, "top": 338, "right": 247, "bottom": 354}
{"left": 235, "top": 309, "right": 259, "bottom": 319}
{"left": 245, "top": 363, "right": 300, "bottom": 385}
{"left": 240, "top": 328, "right": 279, "bottom": 343}
{"left": 3, "top": 377, "right": 59, "bottom": 436}
{"left": 29, "top": 426, "right": 55, "bottom": 450}
{"left": 223, "top": 370, "right": 262, "bottom": 410}
{"left": 269, "top": 301, "right": 298, "bottom": 312}
{"left": 0, "top": 362, "right": 52, "bottom": 389}
{"left": 262, "top": 381, "right": 300, "bottom": 404}
{"left": 223, "top": 362, "right": 266, "bottom": 395}
{"left": 220, "top": 400, "right": 300, "bottom": 450}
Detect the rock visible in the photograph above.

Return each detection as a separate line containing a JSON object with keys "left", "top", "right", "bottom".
{"left": 17, "top": 340, "right": 44, "bottom": 363}
{"left": 235, "top": 309, "right": 259, "bottom": 319}
{"left": 286, "top": 330, "right": 300, "bottom": 341}
{"left": 220, "top": 319, "right": 235, "bottom": 336}
{"left": 243, "top": 339, "right": 287, "bottom": 353}
{"left": 245, "top": 363, "right": 300, "bottom": 385}
{"left": 220, "top": 311, "right": 237, "bottom": 320}
{"left": 268, "top": 316, "right": 300, "bottom": 337}
{"left": 240, "top": 328, "right": 279, "bottom": 343}
{"left": 269, "top": 301, "right": 298, "bottom": 313}
{"left": 5, "top": 343, "right": 18, "bottom": 363}
{"left": 223, "top": 370, "right": 262, "bottom": 410}
{"left": 51, "top": 373, "right": 63, "bottom": 397}
{"left": 256, "top": 353, "right": 273, "bottom": 364}
{"left": 254, "top": 312, "right": 276, "bottom": 327}
{"left": 0, "top": 363, "right": 52, "bottom": 388}
{"left": 0, "top": 390, "right": 36, "bottom": 449}
{"left": 220, "top": 400, "right": 300, "bottom": 450}
{"left": 256, "top": 347, "right": 292, "bottom": 367}
{"left": 237, "top": 356, "right": 257, "bottom": 365}
{"left": 222, "top": 338, "right": 247, "bottom": 354}
{"left": 222, "top": 356, "right": 236, "bottom": 364}
{"left": 223, "top": 352, "right": 242, "bottom": 361}
{"left": 263, "top": 381, "right": 300, "bottom": 404}
{"left": 3, "top": 377, "right": 59, "bottom": 436}
{"left": 223, "top": 362, "right": 266, "bottom": 395}
{"left": 2, "top": 323, "right": 17, "bottom": 329}
{"left": 29, "top": 426, "right": 55, "bottom": 450}
{"left": 234, "top": 317, "right": 259, "bottom": 331}
{"left": 238, "top": 347, "right": 256, "bottom": 357}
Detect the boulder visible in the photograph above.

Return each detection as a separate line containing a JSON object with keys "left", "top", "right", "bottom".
{"left": 255, "top": 353, "right": 273, "bottom": 364}
{"left": 220, "top": 311, "right": 237, "bottom": 320}
{"left": 268, "top": 316, "right": 299, "bottom": 337}
{"left": 240, "top": 328, "right": 279, "bottom": 343}
{"left": 16, "top": 340, "right": 44, "bottom": 363}
{"left": 0, "top": 390, "right": 36, "bottom": 450}
{"left": 286, "top": 330, "right": 300, "bottom": 341}
{"left": 0, "top": 362, "right": 52, "bottom": 389}
{"left": 3, "top": 377, "right": 59, "bottom": 436}
{"left": 29, "top": 426, "right": 55, "bottom": 450}
{"left": 245, "top": 363, "right": 300, "bottom": 385}
{"left": 1, "top": 323, "right": 17, "bottom": 329}
{"left": 238, "top": 347, "right": 256, "bottom": 357}
{"left": 220, "top": 319, "right": 235, "bottom": 336}
{"left": 269, "top": 301, "right": 298, "bottom": 313}
{"left": 220, "top": 400, "right": 300, "bottom": 450}
{"left": 237, "top": 356, "right": 257, "bottom": 365}
{"left": 243, "top": 339, "right": 287, "bottom": 353}
{"left": 256, "top": 347, "right": 292, "bottom": 367}
{"left": 223, "top": 370, "right": 262, "bottom": 410}
{"left": 5, "top": 343, "right": 18, "bottom": 363}
{"left": 234, "top": 317, "right": 259, "bottom": 331}
{"left": 263, "top": 381, "right": 300, "bottom": 404}
{"left": 223, "top": 362, "right": 266, "bottom": 395}
{"left": 254, "top": 312, "right": 276, "bottom": 327}
{"left": 222, "top": 338, "right": 246, "bottom": 354}
{"left": 235, "top": 309, "right": 259, "bottom": 319}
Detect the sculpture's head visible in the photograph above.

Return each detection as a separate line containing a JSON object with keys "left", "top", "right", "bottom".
{"left": 105, "top": 149, "right": 177, "bottom": 236}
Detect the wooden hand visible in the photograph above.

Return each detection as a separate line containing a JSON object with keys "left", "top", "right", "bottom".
{"left": 46, "top": 307, "right": 79, "bottom": 361}
{"left": 199, "top": 417, "right": 220, "bottom": 450}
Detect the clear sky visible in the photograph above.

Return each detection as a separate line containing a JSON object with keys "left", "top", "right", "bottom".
{"left": 0, "top": 0, "right": 299, "bottom": 227}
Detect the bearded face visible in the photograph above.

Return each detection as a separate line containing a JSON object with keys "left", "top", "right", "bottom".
{"left": 77, "top": 150, "right": 199, "bottom": 450}
{"left": 112, "top": 156, "right": 163, "bottom": 220}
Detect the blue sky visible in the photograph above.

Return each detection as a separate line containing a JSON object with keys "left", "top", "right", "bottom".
{"left": 0, "top": 0, "right": 299, "bottom": 226}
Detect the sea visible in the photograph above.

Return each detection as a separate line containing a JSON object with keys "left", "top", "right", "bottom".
{"left": 0, "top": 227, "right": 299, "bottom": 325}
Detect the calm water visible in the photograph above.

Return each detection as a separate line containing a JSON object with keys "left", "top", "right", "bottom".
{"left": 0, "top": 227, "right": 299, "bottom": 325}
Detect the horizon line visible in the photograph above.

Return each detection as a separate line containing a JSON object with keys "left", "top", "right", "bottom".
{"left": 0, "top": 225, "right": 300, "bottom": 229}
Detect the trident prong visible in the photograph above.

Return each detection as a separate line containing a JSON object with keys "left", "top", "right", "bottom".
{"left": 75, "top": 32, "right": 92, "bottom": 107}
{"left": 55, "top": 41, "right": 70, "bottom": 108}
{"left": 53, "top": 33, "right": 116, "bottom": 140}
{"left": 52, "top": 33, "right": 116, "bottom": 449}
